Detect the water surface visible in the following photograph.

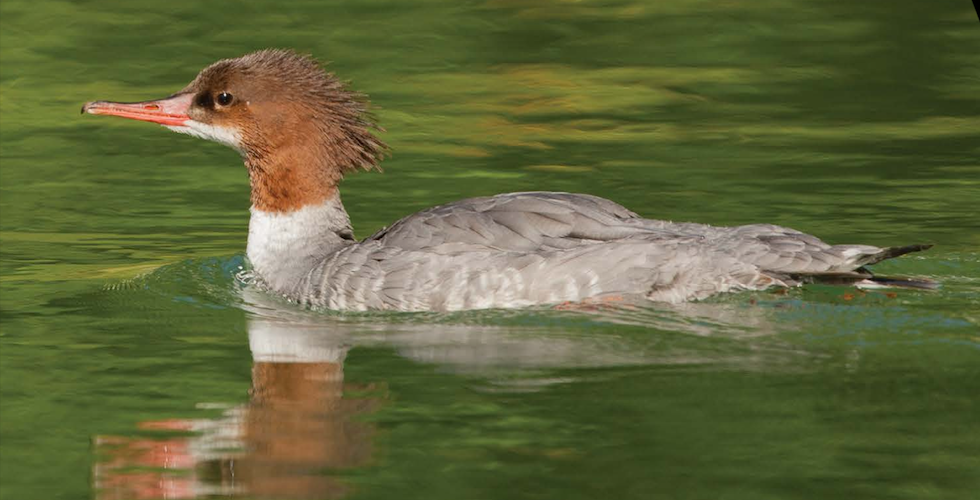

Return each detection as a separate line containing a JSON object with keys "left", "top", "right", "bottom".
{"left": 1, "top": 1, "right": 979, "bottom": 499}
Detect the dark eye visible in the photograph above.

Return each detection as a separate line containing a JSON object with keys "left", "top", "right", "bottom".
{"left": 216, "top": 92, "right": 234, "bottom": 106}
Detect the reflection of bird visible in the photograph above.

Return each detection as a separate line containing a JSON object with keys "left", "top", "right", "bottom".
{"left": 83, "top": 49, "right": 933, "bottom": 311}
{"left": 94, "top": 317, "right": 379, "bottom": 500}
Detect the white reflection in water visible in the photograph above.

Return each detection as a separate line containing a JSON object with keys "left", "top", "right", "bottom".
{"left": 94, "top": 287, "right": 809, "bottom": 499}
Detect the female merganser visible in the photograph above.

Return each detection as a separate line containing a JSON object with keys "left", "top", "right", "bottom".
{"left": 83, "top": 49, "right": 932, "bottom": 311}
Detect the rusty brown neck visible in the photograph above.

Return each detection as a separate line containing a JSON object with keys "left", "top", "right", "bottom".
{"left": 244, "top": 139, "right": 344, "bottom": 213}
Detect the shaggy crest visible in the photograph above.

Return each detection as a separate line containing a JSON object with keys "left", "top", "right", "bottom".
{"left": 189, "top": 49, "right": 387, "bottom": 175}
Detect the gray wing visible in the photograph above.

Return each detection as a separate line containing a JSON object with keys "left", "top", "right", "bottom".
{"left": 364, "top": 191, "right": 655, "bottom": 252}
{"left": 364, "top": 191, "right": 894, "bottom": 275}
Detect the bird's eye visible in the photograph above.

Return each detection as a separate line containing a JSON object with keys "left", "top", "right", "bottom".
{"left": 216, "top": 92, "right": 234, "bottom": 106}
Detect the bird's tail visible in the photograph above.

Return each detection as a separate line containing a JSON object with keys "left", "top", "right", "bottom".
{"left": 785, "top": 243, "right": 938, "bottom": 290}
{"left": 854, "top": 243, "right": 933, "bottom": 267}
{"left": 786, "top": 272, "right": 939, "bottom": 290}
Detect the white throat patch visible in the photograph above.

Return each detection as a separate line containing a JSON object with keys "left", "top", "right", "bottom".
{"left": 165, "top": 120, "right": 242, "bottom": 152}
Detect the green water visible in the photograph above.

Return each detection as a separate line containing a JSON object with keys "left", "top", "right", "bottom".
{"left": 2, "top": 0, "right": 979, "bottom": 498}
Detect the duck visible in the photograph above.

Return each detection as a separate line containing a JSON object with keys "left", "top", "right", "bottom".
{"left": 82, "top": 49, "right": 933, "bottom": 311}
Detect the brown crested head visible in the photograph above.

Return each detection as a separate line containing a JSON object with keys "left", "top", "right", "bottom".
{"left": 84, "top": 49, "right": 387, "bottom": 212}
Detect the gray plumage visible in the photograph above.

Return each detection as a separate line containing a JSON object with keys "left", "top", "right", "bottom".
{"left": 277, "top": 192, "right": 930, "bottom": 311}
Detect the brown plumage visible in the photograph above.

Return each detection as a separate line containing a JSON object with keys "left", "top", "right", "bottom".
{"left": 183, "top": 49, "right": 387, "bottom": 211}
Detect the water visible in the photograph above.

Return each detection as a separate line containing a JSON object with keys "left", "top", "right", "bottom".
{"left": 1, "top": 1, "right": 979, "bottom": 498}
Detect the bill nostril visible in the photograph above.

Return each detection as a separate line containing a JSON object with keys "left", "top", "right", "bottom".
{"left": 143, "top": 104, "right": 160, "bottom": 111}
